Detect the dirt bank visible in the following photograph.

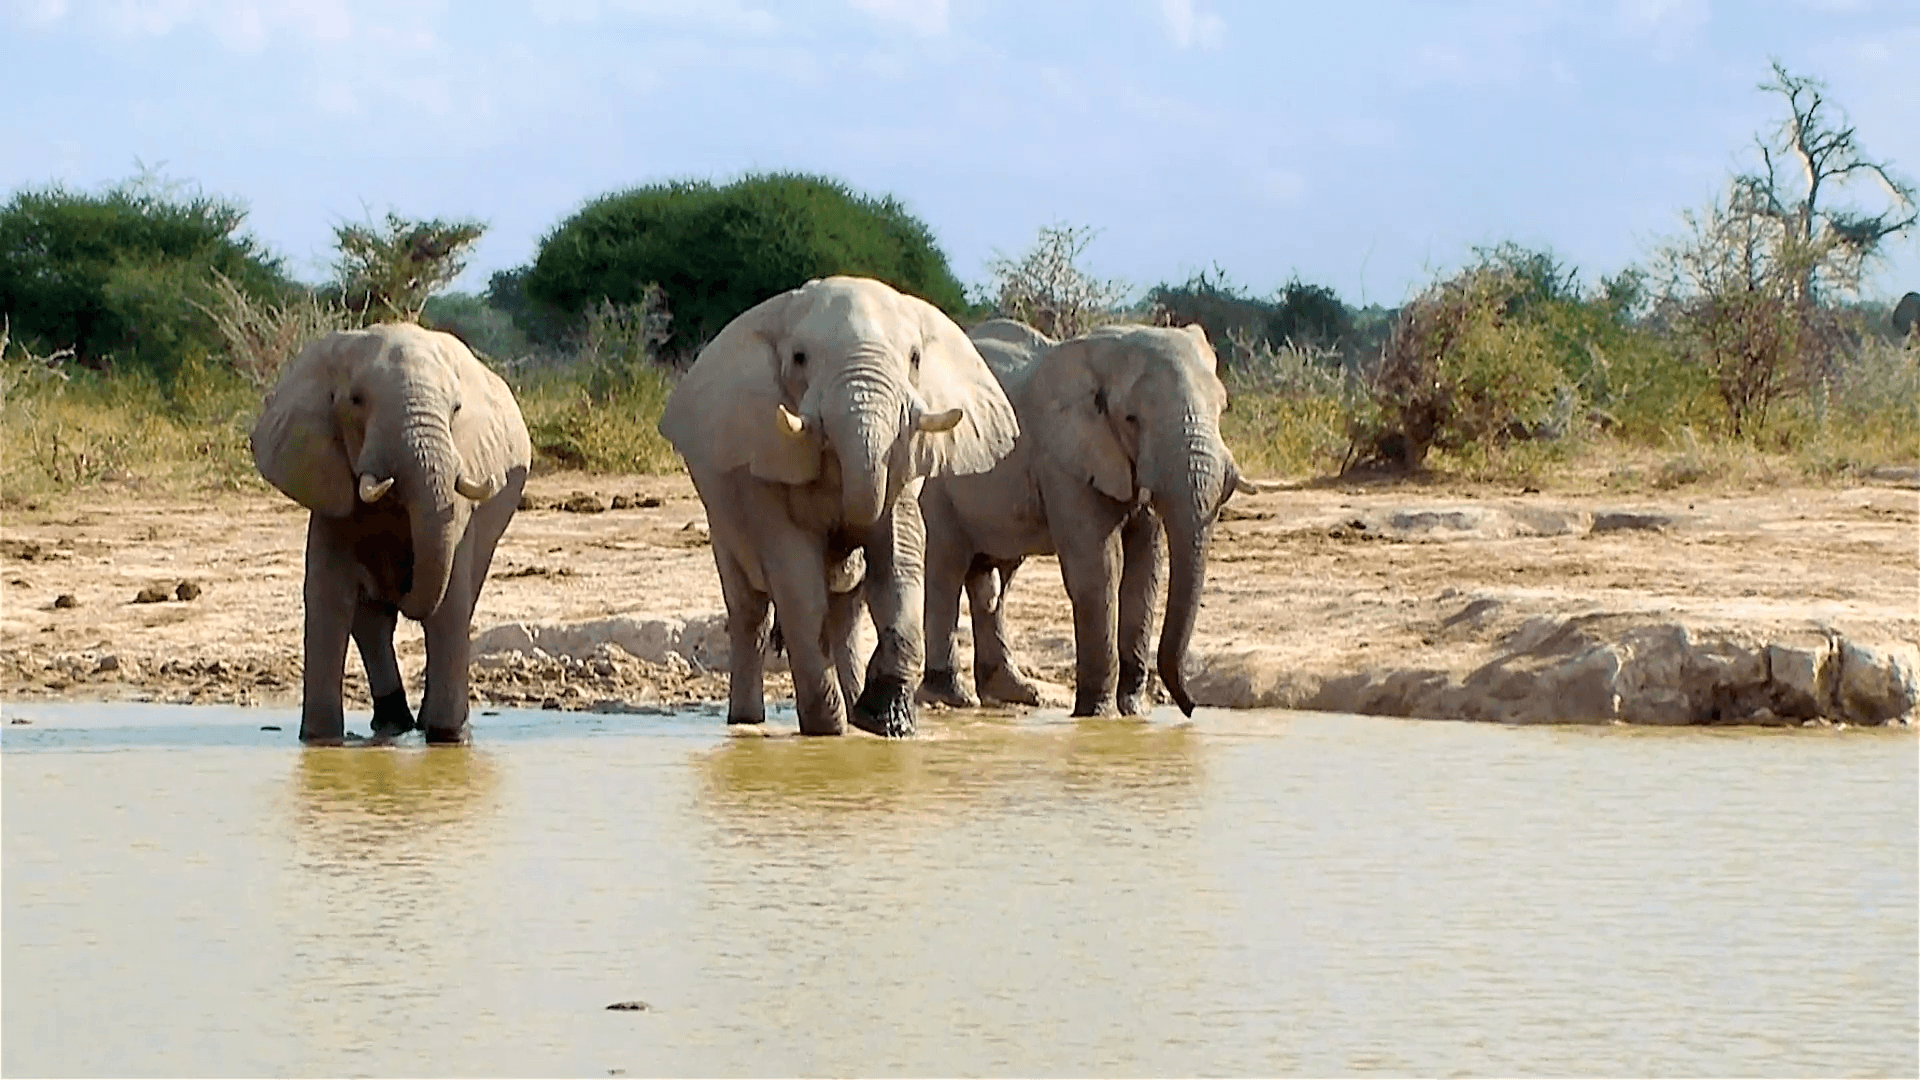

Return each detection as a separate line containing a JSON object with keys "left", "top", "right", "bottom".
{"left": 2, "top": 472, "right": 1915, "bottom": 728}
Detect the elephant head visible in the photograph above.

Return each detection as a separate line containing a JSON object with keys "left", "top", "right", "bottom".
{"left": 251, "top": 324, "right": 530, "bottom": 621}
{"left": 659, "top": 276, "right": 1019, "bottom": 526}
{"left": 1025, "top": 322, "right": 1254, "bottom": 714}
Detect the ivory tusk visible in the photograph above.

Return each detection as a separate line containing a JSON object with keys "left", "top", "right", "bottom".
{"left": 358, "top": 475, "right": 394, "bottom": 503}
{"left": 915, "top": 407, "right": 964, "bottom": 433}
{"left": 455, "top": 474, "right": 500, "bottom": 502}
{"left": 776, "top": 403, "right": 809, "bottom": 437}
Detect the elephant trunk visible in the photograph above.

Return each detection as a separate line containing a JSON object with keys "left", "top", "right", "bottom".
{"left": 395, "top": 419, "right": 465, "bottom": 622}
{"left": 824, "top": 368, "right": 899, "bottom": 529}
{"left": 1152, "top": 423, "right": 1228, "bottom": 717}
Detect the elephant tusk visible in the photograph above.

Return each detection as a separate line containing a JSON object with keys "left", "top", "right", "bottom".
{"left": 455, "top": 474, "right": 500, "bottom": 502}
{"left": 915, "top": 407, "right": 964, "bottom": 434}
{"left": 358, "top": 475, "right": 394, "bottom": 503}
{"left": 776, "top": 403, "right": 809, "bottom": 438}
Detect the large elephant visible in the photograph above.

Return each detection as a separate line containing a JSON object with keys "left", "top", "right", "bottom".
{"left": 251, "top": 323, "right": 531, "bottom": 745}
{"left": 658, "top": 277, "right": 1019, "bottom": 737}
{"left": 919, "top": 319, "right": 1262, "bottom": 717}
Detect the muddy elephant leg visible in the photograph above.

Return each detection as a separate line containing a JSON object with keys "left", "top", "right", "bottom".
{"left": 826, "top": 577, "right": 866, "bottom": 712}
{"left": 352, "top": 597, "right": 414, "bottom": 737}
{"left": 1116, "top": 509, "right": 1165, "bottom": 717}
{"left": 917, "top": 490, "right": 976, "bottom": 709}
{"left": 972, "top": 559, "right": 1042, "bottom": 707}
{"left": 418, "top": 565, "right": 478, "bottom": 745}
{"left": 765, "top": 529, "right": 845, "bottom": 737}
{"left": 851, "top": 484, "right": 926, "bottom": 737}
{"left": 1055, "top": 521, "right": 1124, "bottom": 718}
{"left": 298, "top": 517, "right": 355, "bottom": 745}
{"left": 716, "top": 551, "right": 772, "bottom": 726}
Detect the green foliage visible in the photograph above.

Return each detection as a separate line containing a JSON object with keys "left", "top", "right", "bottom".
{"left": 331, "top": 211, "right": 485, "bottom": 324}
{"left": 523, "top": 172, "right": 966, "bottom": 359}
{"left": 0, "top": 173, "right": 288, "bottom": 380}
{"left": 1147, "top": 268, "right": 1355, "bottom": 370}
{"left": 1346, "top": 263, "right": 1566, "bottom": 471}
{"left": 1271, "top": 277, "right": 1354, "bottom": 350}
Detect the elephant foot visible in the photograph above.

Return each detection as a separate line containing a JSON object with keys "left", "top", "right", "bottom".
{"left": 369, "top": 689, "right": 417, "bottom": 738}
{"left": 916, "top": 668, "right": 978, "bottom": 709}
{"left": 978, "top": 663, "right": 1042, "bottom": 707}
{"left": 423, "top": 724, "right": 470, "bottom": 746}
{"left": 1070, "top": 688, "right": 1117, "bottom": 718}
{"left": 726, "top": 713, "right": 766, "bottom": 725}
{"left": 851, "top": 674, "right": 917, "bottom": 738}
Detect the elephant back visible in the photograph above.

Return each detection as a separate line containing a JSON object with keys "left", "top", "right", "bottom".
{"left": 967, "top": 319, "right": 1056, "bottom": 392}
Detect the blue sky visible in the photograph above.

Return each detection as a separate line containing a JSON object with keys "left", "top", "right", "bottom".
{"left": 5, "top": 0, "right": 1916, "bottom": 307}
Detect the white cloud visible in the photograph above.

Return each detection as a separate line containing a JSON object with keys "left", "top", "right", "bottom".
{"left": 1158, "top": 0, "right": 1223, "bottom": 50}
{"left": 8, "top": 0, "right": 72, "bottom": 26}
{"left": 601, "top": 0, "right": 780, "bottom": 37}
{"left": 848, "top": 0, "right": 947, "bottom": 37}
{"left": 10, "top": 0, "right": 355, "bottom": 51}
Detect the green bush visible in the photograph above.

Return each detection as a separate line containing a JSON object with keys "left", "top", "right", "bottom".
{"left": 0, "top": 174, "right": 288, "bottom": 380}
{"left": 1346, "top": 264, "right": 1565, "bottom": 471}
{"left": 522, "top": 172, "right": 966, "bottom": 359}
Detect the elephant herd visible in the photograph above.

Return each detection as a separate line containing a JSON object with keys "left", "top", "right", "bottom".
{"left": 251, "top": 276, "right": 1264, "bottom": 744}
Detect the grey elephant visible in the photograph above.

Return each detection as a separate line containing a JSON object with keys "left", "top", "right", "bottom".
{"left": 251, "top": 323, "right": 531, "bottom": 745}
{"left": 918, "top": 319, "right": 1263, "bottom": 717}
{"left": 1893, "top": 292, "right": 1919, "bottom": 344}
{"left": 658, "top": 277, "right": 1019, "bottom": 737}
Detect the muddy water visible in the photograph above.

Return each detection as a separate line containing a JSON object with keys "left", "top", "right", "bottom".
{"left": 3, "top": 704, "right": 1914, "bottom": 1078}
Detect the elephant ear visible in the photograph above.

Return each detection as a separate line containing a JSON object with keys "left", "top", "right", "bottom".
{"left": 908, "top": 297, "right": 1020, "bottom": 478}
{"left": 658, "top": 289, "right": 821, "bottom": 485}
{"left": 440, "top": 331, "right": 533, "bottom": 489}
{"left": 1024, "top": 337, "right": 1134, "bottom": 503}
{"left": 251, "top": 331, "right": 358, "bottom": 518}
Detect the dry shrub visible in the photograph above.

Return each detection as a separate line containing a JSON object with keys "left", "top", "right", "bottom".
{"left": 195, "top": 271, "right": 357, "bottom": 387}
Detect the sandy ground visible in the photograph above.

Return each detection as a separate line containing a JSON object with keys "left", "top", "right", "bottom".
{"left": 2, "top": 470, "right": 1916, "bottom": 725}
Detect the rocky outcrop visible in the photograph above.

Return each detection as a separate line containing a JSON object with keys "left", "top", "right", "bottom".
{"left": 1188, "top": 616, "right": 1917, "bottom": 727}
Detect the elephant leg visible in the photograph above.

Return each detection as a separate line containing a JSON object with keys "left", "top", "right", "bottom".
{"left": 1056, "top": 521, "right": 1124, "bottom": 718}
{"left": 1116, "top": 509, "right": 1166, "bottom": 717}
{"left": 352, "top": 596, "right": 414, "bottom": 737}
{"left": 418, "top": 564, "right": 478, "bottom": 744}
{"left": 716, "top": 550, "right": 772, "bottom": 726}
{"left": 826, "top": 577, "right": 865, "bottom": 712}
{"left": 851, "top": 487, "right": 926, "bottom": 737}
{"left": 764, "top": 529, "right": 845, "bottom": 737}
{"left": 917, "top": 492, "right": 976, "bottom": 709}
{"left": 298, "top": 517, "right": 355, "bottom": 745}
{"left": 972, "top": 559, "right": 1041, "bottom": 707}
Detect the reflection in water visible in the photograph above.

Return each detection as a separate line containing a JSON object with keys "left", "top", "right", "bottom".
{"left": 3, "top": 707, "right": 1913, "bottom": 1078}
{"left": 699, "top": 716, "right": 1202, "bottom": 827}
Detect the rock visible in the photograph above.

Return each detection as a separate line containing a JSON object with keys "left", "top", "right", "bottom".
{"left": 9, "top": 717, "right": 31, "bottom": 725}
{"left": 518, "top": 494, "right": 549, "bottom": 511}
{"left": 606, "top": 1001, "right": 650, "bottom": 1011}
{"left": 133, "top": 585, "right": 171, "bottom": 604}
{"left": 95, "top": 654, "right": 119, "bottom": 673}
{"left": 610, "top": 494, "right": 634, "bottom": 510}
{"left": 561, "top": 493, "right": 608, "bottom": 513}
{"left": 1835, "top": 641, "right": 1919, "bottom": 725}
{"left": 52, "top": 594, "right": 77, "bottom": 609}
{"left": 1591, "top": 512, "right": 1675, "bottom": 533}
{"left": 175, "top": 580, "right": 203, "bottom": 601}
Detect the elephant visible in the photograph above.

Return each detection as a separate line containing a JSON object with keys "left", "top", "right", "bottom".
{"left": 658, "top": 276, "right": 1019, "bottom": 738}
{"left": 918, "top": 319, "right": 1266, "bottom": 718}
{"left": 1893, "top": 292, "right": 1919, "bottom": 344}
{"left": 251, "top": 323, "right": 531, "bottom": 745}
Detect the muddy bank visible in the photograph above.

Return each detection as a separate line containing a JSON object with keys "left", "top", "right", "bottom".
{"left": 2, "top": 473, "right": 1915, "bottom": 728}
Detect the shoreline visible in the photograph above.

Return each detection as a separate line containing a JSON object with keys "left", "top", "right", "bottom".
{"left": 3, "top": 472, "right": 1915, "bottom": 728}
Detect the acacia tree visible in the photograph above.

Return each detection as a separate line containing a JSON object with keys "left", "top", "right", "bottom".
{"left": 979, "top": 223, "right": 1130, "bottom": 339}
{"left": 1737, "top": 60, "right": 1916, "bottom": 301}
{"left": 1655, "top": 61, "right": 1913, "bottom": 436}
{"left": 333, "top": 211, "right": 486, "bottom": 324}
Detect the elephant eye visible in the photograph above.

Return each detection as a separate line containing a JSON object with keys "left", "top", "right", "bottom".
{"left": 909, "top": 349, "right": 921, "bottom": 371}
{"left": 452, "top": 402, "right": 463, "bottom": 414}
{"left": 348, "top": 391, "right": 364, "bottom": 407}
{"left": 792, "top": 350, "right": 807, "bottom": 368}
